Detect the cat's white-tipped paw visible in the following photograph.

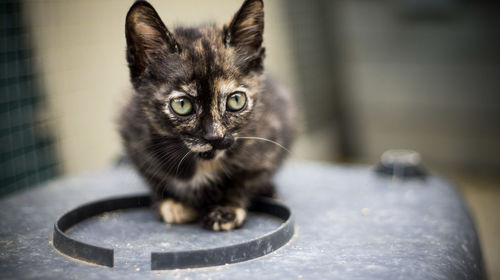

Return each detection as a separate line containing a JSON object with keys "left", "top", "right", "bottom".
{"left": 203, "top": 206, "right": 247, "bottom": 231}
{"left": 159, "top": 199, "right": 198, "bottom": 224}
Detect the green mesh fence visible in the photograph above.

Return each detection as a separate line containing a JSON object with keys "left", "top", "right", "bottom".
{"left": 0, "top": 0, "right": 59, "bottom": 196}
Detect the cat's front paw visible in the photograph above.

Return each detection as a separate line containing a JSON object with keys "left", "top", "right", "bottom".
{"left": 202, "top": 206, "right": 247, "bottom": 231}
{"left": 159, "top": 199, "right": 198, "bottom": 224}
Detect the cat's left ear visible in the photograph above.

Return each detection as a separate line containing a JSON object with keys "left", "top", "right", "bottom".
{"left": 224, "top": 0, "right": 264, "bottom": 52}
{"left": 125, "top": 1, "right": 180, "bottom": 78}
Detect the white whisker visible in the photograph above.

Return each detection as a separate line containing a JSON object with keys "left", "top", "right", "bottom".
{"left": 176, "top": 150, "right": 192, "bottom": 176}
{"left": 235, "top": 136, "right": 291, "bottom": 153}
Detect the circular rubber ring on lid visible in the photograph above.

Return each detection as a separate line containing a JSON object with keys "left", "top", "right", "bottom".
{"left": 52, "top": 194, "right": 294, "bottom": 270}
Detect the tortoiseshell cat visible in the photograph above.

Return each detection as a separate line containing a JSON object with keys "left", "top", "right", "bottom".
{"left": 120, "top": 0, "right": 295, "bottom": 231}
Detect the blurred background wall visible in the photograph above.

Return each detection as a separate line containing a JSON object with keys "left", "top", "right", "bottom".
{"left": 286, "top": 0, "right": 500, "bottom": 173}
{"left": 1, "top": 0, "right": 499, "bottom": 278}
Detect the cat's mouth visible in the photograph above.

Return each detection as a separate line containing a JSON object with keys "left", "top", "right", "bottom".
{"left": 184, "top": 136, "right": 234, "bottom": 160}
{"left": 197, "top": 148, "right": 227, "bottom": 160}
{"left": 182, "top": 142, "right": 220, "bottom": 160}
{"left": 198, "top": 150, "right": 216, "bottom": 160}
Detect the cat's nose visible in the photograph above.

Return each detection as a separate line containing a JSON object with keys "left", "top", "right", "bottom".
{"left": 204, "top": 134, "right": 234, "bottom": 150}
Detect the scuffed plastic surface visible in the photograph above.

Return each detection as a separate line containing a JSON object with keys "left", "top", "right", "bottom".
{"left": 0, "top": 162, "right": 484, "bottom": 279}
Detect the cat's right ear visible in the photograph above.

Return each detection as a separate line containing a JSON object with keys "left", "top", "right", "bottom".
{"left": 125, "top": 1, "right": 179, "bottom": 78}
{"left": 224, "top": 0, "right": 264, "bottom": 52}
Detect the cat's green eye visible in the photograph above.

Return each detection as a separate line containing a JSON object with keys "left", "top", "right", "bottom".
{"left": 170, "top": 97, "right": 193, "bottom": 116}
{"left": 226, "top": 92, "right": 247, "bottom": 112}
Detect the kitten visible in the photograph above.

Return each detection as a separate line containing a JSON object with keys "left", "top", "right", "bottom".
{"left": 120, "top": 0, "right": 295, "bottom": 231}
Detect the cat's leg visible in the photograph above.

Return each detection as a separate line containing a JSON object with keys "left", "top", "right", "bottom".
{"left": 158, "top": 199, "right": 198, "bottom": 224}
{"left": 202, "top": 182, "right": 277, "bottom": 231}
{"left": 202, "top": 188, "right": 250, "bottom": 231}
{"left": 148, "top": 180, "right": 198, "bottom": 224}
{"left": 202, "top": 175, "right": 277, "bottom": 231}
{"left": 202, "top": 205, "right": 247, "bottom": 231}
{"left": 202, "top": 189, "right": 249, "bottom": 231}
{"left": 256, "top": 181, "right": 278, "bottom": 199}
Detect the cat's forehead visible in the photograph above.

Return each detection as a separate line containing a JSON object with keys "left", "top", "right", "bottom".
{"left": 173, "top": 25, "right": 240, "bottom": 80}
{"left": 174, "top": 25, "right": 222, "bottom": 46}
{"left": 177, "top": 79, "right": 249, "bottom": 96}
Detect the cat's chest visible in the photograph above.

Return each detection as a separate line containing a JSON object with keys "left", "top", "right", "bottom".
{"left": 171, "top": 159, "right": 224, "bottom": 193}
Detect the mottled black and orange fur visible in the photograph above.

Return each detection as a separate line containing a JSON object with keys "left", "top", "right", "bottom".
{"left": 120, "top": 0, "right": 295, "bottom": 231}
